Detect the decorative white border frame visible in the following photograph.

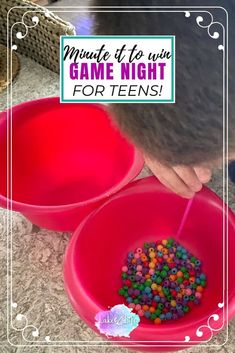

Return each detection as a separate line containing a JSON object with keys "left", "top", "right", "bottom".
{"left": 5, "top": 5, "right": 228, "bottom": 348}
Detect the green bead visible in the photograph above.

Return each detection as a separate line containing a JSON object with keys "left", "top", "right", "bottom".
{"left": 155, "top": 309, "right": 161, "bottom": 316}
{"left": 122, "top": 273, "right": 127, "bottom": 279}
{"left": 191, "top": 256, "right": 196, "bottom": 263}
{"left": 133, "top": 283, "right": 138, "bottom": 289}
{"left": 201, "top": 280, "right": 206, "bottom": 287}
{"left": 123, "top": 292, "right": 128, "bottom": 298}
{"left": 176, "top": 252, "right": 182, "bottom": 258}
{"left": 123, "top": 285, "right": 128, "bottom": 290}
{"left": 160, "top": 270, "right": 167, "bottom": 278}
{"left": 181, "top": 266, "right": 187, "bottom": 273}
{"left": 158, "top": 303, "right": 164, "bottom": 309}
{"left": 163, "top": 287, "right": 169, "bottom": 294}
{"left": 150, "top": 313, "right": 157, "bottom": 320}
{"left": 167, "top": 238, "right": 174, "bottom": 244}
{"left": 167, "top": 295, "right": 172, "bottom": 301}
{"left": 184, "top": 273, "right": 190, "bottom": 279}
{"left": 156, "top": 276, "right": 162, "bottom": 284}
{"left": 139, "top": 284, "right": 144, "bottom": 291}
{"left": 192, "top": 283, "right": 197, "bottom": 289}
{"left": 177, "top": 277, "right": 183, "bottom": 283}
{"left": 189, "top": 295, "right": 195, "bottom": 301}
{"left": 163, "top": 265, "right": 169, "bottom": 271}
{"left": 144, "top": 242, "right": 150, "bottom": 249}
{"left": 119, "top": 288, "right": 125, "bottom": 295}
{"left": 145, "top": 280, "right": 152, "bottom": 287}
{"left": 155, "top": 270, "right": 160, "bottom": 276}
{"left": 134, "top": 299, "right": 139, "bottom": 304}
{"left": 183, "top": 305, "right": 189, "bottom": 313}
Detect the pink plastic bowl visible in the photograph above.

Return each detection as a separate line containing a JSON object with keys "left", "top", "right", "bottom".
{"left": 0, "top": 97, "right": 143, "bottom": 231}
{"left": 64, "top": 176, "right": 235, "bottom": 352}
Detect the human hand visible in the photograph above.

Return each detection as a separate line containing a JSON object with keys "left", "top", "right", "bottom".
{"left": 144, "top": 156, "right": 212, "bottom": 199}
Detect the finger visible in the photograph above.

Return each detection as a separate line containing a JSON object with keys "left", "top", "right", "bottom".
{"left": 173, "top": 165, "right": 202, "bottom": 192}
{"left": 147, "top": 160, "right": 195, "bottom": 198}
{"left": 194, "top": 166, "right": 212, "bottom": 183}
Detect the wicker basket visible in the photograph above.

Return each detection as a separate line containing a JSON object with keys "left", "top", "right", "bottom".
{"left": 0, "top": 0, "right": 76, "bottom": 73}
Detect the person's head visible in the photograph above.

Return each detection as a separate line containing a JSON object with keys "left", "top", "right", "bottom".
{"left": 93, "top": 0, "right": 235, "bottom": 167}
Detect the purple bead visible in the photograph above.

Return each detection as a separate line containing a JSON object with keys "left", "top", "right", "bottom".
{"left": 170, "top": 282, "right": 177, "bottom": 289}
{"left": 172, "top": 313, "right": 178, "bottom": 320}
{"left": 174, "top": 258, "right": 180, "bottom": 264}
{"left": 161, "top": 297, "right": 166, "bottom": 303}
{"left": 165, "top": 302, "right": 171, "bottom": 309}
{"left": 178, "top": 310, "right": 184, "bottom": 317}
{"left": 135, "top": 275, "right": 141, "bottom": 281}
{"left": 157, "top": 264, "right": 162, "bottom": 270}
{"left": 163, "top": 280, "right": 170, "bottom": 287}
{"left": 176, "top": 298, "right": 183, "bottom": 305}
{"left": 134, "top": 289, "right": 140, "bottom": 296}
{"left": 140, "top": 278, "right": 145, "bottom": 283}
{"left": 127, "top": 270, "right": 132, "bottom": 275}
{"left": 128, "top": 288, "right": 133, "bottom": 295}
{"left": 142, "top": 268, "right": 149, "bottom": 275}
{"left": 146, "top": 299, "right": 152, "bottom": 305}
{"left": 194, "top": 299, "right": 200, "bottom": 305}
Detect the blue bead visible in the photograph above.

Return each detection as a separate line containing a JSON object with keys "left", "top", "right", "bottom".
{"left": 144, "top": 287, "right": 151, "bottom": 293}
{"left": 127, "top": 297, "right": 133, "bottom": 303}
{"left": 154, "top": 295, "right": 161, "bottom": 302}
{"left": 175, "top": 286, "right": 180, "bottom": 292}
{"left": 128, "top": 252, "right": 134, "bottom": 259}
{"left": 171, "top": 268, "right": 177, "bottom": 274}
{"left": 151, "top": 274, "right": 157, "bottom": 281}
{"left": 144, "top": 311, "right": 151, "bottom": 318}
{"left": 182, "top": 254, "right": 188, "bottom": 260}
{"left": 176, "top": 304, "right": 182, "bottom": 310}
{"left": 165, "top": 312, "right": 172, "bottom": 319}
{"left": 160, "top": 314, "right": 165, "bottom": 320}
{"left": 148, "top": 293, "right": 153, "bottom": 298}
{"left": 196, "top": 278, "right": 201, "bottom": 284}
{"left": 195, "top": 260, "right": 201, "bottom": 266}
{"left": 181, "top": 248, "right": 187, "bottom": 254}
{"left": 183, "top": 295, "right": 189, "bottom": 301}
{"left": 200, "top": 273, "right": 206, "bottom": 280}
{"left": 157, "top": 251, "right": 163, "bottom": 257}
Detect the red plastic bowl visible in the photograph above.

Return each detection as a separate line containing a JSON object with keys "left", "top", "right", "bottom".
{"left": 0, "top": 97, "right": 143, "bottom": 231}
{"left": 64, "top": 176, "right": 235, "bottom": 352}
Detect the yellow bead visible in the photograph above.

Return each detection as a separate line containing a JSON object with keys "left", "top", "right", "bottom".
{"left": 149, "top": 251, "right": 156, "bottom": 258}
{"left": 151, "top": 283, "right": 158, "bottom": 290}
{"left": 149, "top": 247, "right": 155, "bottom": 252}
{"left": 171, "top": 300, "right": 177, "bottom": 307}
{"left": 149, "top": 262, "right": 155, "bottom": 269}
{"left": 162, "top": 239, "right": 167, "bottom": 246}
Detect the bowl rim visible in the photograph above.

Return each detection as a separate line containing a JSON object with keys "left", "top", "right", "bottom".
{"left": 0, "top": 96, "right": 144, "bottom": 211}
{"left": 63, "top": 176, "right": 235, "bottom": 336}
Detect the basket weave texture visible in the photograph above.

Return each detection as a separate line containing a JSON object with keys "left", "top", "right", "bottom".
{"left": 0, "top": 0, "right": 76, "bottom": 73}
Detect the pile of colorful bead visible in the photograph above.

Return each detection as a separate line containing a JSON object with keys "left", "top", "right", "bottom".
{"left": 119, "top": 238, "right": 206, "bottom": 324}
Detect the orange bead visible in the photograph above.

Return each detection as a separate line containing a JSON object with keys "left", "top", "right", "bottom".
{"left": 169, "top": 274, "right": 176, "bottom": 281}
{"left": 142, "top": 305, "right": 149, "bottom": 311}
{"left": 152, "top": 258, "right": 157, "bottom": 264}
{"left": 189, "top": 277, "right": 195, "bottom": 283}
{"left": 177, "top": 271, "right": 183, "bottom": 277}
{"left": 162, "top": 248, "right": 168, "bottom": 254}
{"left": 154, "top": 318, "right": 161, "bottom": 324}
{"left": 132, "top": 258, "right": 136, "bottom": 264}
{"left": 149, "top": 262, "right": 155, "bottom": 269}
{"left": 162, "top": 239, "right": 167, "bottom": 246}
{"left": 145, "top": 274, "right": 150, "bottom": 279}
{"left": 141, "top": 255, "right": 147, "bottom": 262}
{"left": 197, "top": 286, "right": 204, "bottom": 292}
{"left": 149, "top": 306, "right": 156, "bottom": 313}
{"left": 157, "top": 245, "right": 163, "bottom": 251}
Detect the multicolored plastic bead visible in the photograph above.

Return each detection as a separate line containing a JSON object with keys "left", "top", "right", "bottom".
{"left": 119, "top": 238, "right": 206, "bottom": 324}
